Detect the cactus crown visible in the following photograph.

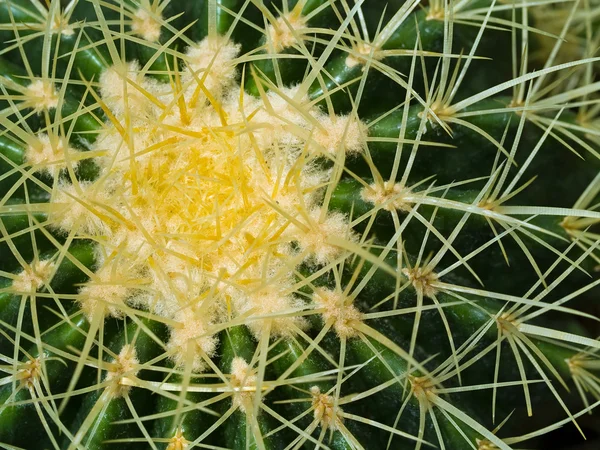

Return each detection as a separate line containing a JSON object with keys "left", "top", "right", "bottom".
{"left": 0, "top": 0, "right": 599, "bottom": 449}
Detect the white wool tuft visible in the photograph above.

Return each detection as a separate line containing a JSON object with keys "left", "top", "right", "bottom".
{"left": 402, "top": 267, "right": 439, "bottom": 298}
{"left": 25, "top": 133, "right": 77, "bottom": 177}
{"left": 265, "top": 14, "right": 307, "bottom": 52}
{"left": 105, "top": 345, "right": 139, "bottom": 397}
{"left": 167, "top": 307, "right": 217, "bottom": 372}
{"left": 230, "top": 357, "right": 257, "bottom": 412}
{"left": 313, "top": 288, "right": 361, "bottom": 338}
{"left": 232, "top": 282, "right": 307, "bottom": 338}
{"left": 24, "top": 80, "right": 58, "bottom": 112}
{"left": 361, "top": 182, "right": 413, "bottom": 212}
{"left": 12, "top": 260, "right": 56, "bottom": 293}
{"left": 345, "top": 42, "right": 381, "bottom": 69}
{"left": 78, "top": 264, "right": 131, "bottom": 319}
{"left": 290, "top": 208, "right": 357, "bottom": 265}
{"left": 311, "top": 114, "right": 365, "bottom": 156}
{"left": 50, "top": 182, "right": 115, "bottom": 236}
{"left": 184, "top": 37, "right": 241, "bottom": 98}
{"left": 99, "top": 61, "right": 164, "bottom": 116}
{"left": 131, "top": 8, "right": 162, "bottom": 42}
{"left": 311, "top": 386, "right": 343, "bottom": 430}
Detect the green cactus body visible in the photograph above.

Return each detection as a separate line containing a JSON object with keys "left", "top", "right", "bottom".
{"left": 0, "top": 0, "right": 599, "bottom": 449}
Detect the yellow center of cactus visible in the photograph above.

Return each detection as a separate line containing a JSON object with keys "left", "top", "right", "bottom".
{"left": 47, "top": 37, "right": 365, "bottom": 371}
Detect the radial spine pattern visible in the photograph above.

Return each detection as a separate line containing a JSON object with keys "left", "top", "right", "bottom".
{"left": 0, "top": 0, "right": 600, "bottom": 449}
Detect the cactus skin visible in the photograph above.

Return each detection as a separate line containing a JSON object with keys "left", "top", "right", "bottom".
{"left": 0, "top": 0, "right": 599, "bottom": 449}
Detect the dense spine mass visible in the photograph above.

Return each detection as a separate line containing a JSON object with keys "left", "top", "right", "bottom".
{"left": 0, "top": 0, "right": 599, "bottom": 449}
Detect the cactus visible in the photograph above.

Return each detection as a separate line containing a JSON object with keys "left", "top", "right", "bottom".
{"left": 0, "top": 0, "right": 599, "bottom": 449}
